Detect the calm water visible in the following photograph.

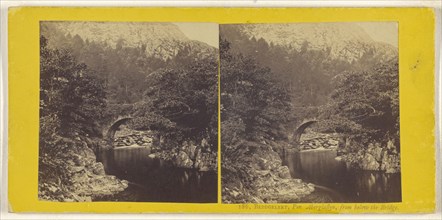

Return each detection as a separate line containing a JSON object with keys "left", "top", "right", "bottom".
{"left": 96, "top": 146, "right": 217, "bottom": 203}
{"left": 283, "top": 149, "right": 402, "bottom": 203}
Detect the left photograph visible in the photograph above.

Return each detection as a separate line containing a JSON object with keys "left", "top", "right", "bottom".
{"left": 38, "top": 21, "right": 219, "bottom": 203}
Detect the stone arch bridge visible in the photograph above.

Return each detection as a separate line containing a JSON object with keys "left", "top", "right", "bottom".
{"left": 292, "top": 118, "right": 318, "bottom": 146}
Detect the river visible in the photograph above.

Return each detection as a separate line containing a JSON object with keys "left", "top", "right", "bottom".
{"left": 283, "top": 149, "right": 402, "bottom": 203}
{"left": 96, "top": 146, "right": 217, "bottom": 203}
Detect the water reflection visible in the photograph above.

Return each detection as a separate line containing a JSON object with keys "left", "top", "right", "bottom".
{"left": 97, "top": 146, "right": 217, "bottom": 203}
{"left": 283, "top": 149, "right": 401, "bottom": 203}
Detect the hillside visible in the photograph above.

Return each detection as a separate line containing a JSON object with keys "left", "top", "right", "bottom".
{"left": 40, "top": 22, "right": 218, "bottom": 104}
{"left": 220, "top": 24, "right": 398, "bottom": 107}
{"left": 229, "top": 23, "right": 397, "bottom": 62}
{"left": 41, "top": 22, "right": 217, "bottom": 61}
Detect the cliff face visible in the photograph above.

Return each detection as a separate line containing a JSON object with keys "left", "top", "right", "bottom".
{"left": 41, "top": 21, "right": 217, "bottom": 61}
{"left": 340, "top": 141, "right": 401, "bottom": 174}
{"left": 38, "top": 137, "right": 128, "bottom": 202}
{"left": 231, "top": 23, "right": 397, "bottom": 62}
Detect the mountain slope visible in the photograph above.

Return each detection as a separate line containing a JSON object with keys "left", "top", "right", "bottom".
{"left": 225, "top": 23, "right": 397, "bottom": 62}
{"left": 41, "top": 21, "right": 217, "bottom": 60}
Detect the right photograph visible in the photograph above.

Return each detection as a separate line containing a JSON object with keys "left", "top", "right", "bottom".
{"left": 220, "top": 23, "right": 401, "bottom": 203}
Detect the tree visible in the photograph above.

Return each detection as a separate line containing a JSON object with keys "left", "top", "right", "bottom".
{"left": 40, "top": 36, "right": 106, "bottom": 137}
{"left": 320, "top": 57, "right": 399, "bottom": 145}
{"left": 131, "top": 56, "right": 218, "bottom": 150}
{"left": 220, "top": 38, "right": 293, "bottom": 147}
{"left": 39, "top": 36, "right": 107, "bottom": 200}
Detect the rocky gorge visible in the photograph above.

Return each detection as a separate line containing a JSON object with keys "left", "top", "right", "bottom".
{"left": 38, "top": 126, "right": 218, "bottom": 202}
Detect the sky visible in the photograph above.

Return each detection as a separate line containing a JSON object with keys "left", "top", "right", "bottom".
{"left": 354, "top": 22, "right": 397, "bottom": 47}
{"left": 174, "top": 23, "right": 219, "bottom": 48}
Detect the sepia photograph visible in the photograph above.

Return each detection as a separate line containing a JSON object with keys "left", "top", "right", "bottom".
{"left": 38, "top": 21, "right": 219, "bottom": 202}
{"left": 220, "top": 23, "right": 401, "bottom": 203}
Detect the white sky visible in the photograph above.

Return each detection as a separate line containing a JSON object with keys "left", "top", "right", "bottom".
{"left": 356, "top": 22, "right": 398, "bottom": 47}
{"left": 174, "top": 23, "right": 219, "bottom": 48}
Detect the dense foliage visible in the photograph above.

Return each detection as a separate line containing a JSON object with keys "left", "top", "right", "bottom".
{"left": 130, "top": 57, "right": 219, "bottom": 150}
{"left": 220, "top": 25, "right": 392, "bottom": 110}
{"left": 40, "top": 25, "right": 219, "bottom": 149}
{"left": 39, "top": 26, "right": 219, "bottom": 200}
{"left": 221, "top": 26, "right": 399, "bottom": 148}
{"left": 319, "top": 58, "right": 399, "bottom": 146}
{"left": 220, "top": 39, "right": 293, "bottom": 148}
{"left": 39, "top": 36, "right": 107, "bottom": 199}
{"left": 40, "top": 36, "right": 107, "bottom": 137}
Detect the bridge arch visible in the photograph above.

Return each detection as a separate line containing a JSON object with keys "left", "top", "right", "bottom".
{"left": 293, "top": 119, "right": 317, "bottom": 143}
{"left": 105, "top": 117, "right": 133, "bottom": 143}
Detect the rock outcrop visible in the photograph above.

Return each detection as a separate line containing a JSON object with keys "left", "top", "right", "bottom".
{"left": 113, "top": 128, "right": 217, "bottom": 172}
{"left": 172, "top": 140, "right": 217, "bottom": 171}
{"left": 222, "top": 142, "right": 314, "bottom": 203}
{"left": 38, "top": 137, "right": 128, "bottom": 202}
{"left": 341, "top": 142, "right": 400, "bottom": 173}
{"left": 296, "top": 132, "right": 400, "bottom": 174}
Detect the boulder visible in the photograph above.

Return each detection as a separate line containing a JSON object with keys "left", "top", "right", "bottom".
{"left": 175, "top": 151, "right": 194, "bottom": 168}
{"left": 222, "top": 141, "right": 314, "bottom": 203}
{"left": 373, "top": 146, "right": 384, "bottom": 162}
{"left": 199, "top": 166, "right": 210, "bottom": 172}
{"left": 257, "top": 157, "right": 281, "bottom": 171}
{"left": 381, "top": 152, "right": 400, "bottom": 173}
{"left": 71, "top": 166, "right": 85, "bottom": 173}
{"left": 90, "top": 162, "right": 106, "bottom": 175}
{"left": 187, "top": 143, "right": 198, "bottom": 160}
{"left": 360, "top": 153, "right": 380, "bottom": 170}
{"left": 277, "top": 166, "right": 292, "bottom": 179}
{"left": 328, "top": 139, "right": 339, "bottom": 146}
{"left": 387, "top": 139, "right": 397, "bottom": 153}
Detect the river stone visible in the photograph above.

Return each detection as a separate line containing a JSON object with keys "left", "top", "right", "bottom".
{"left": 293, "top": 179, "right": 302, "bottom": 184}
{"left": 381, "top": 152, "right": 400, "bottom": 173}
{"left": 199, "top": 166, "right": 210, "bottom": 172}
{"left": 361, "top": 153, "right": 379, "bottom": 170}
{"left": 307, "top": 183, "right": 315, "bottom": 191}
{"left": 71, "top": 166, "right": 85, "bottom": 173}
{"left": 175, "top": 151, "right": 193, "bottom": 168}
{"left": 373, "top": 146, "right": 383, "bottom": 162}
{"left": 91, "top": 162, "right": 106, "bottom": 175}
{"left": 329, "top": 145, "right": 338, "bottom": 150}
{"left": 231, "top": 190, "right": 240, "bottom": 198}
{"left": 328, "top": 139, "right": 339, "bottom": 146}
{"left": 187, "top": 143, "right": 198, "bottom": 160}
{"left": 142, "top": 136, "right": 152, "bottom": 143}
{"left": 277, "top": 166, "right": 292, "bottom": 179}
{"left": 258, "top": 157, "right": 281, "bottom": 171}
{"left": 194, "top": 151, "right": 203, "bottom": 169}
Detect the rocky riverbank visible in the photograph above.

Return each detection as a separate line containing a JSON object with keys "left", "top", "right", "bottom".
{"left": 113, "top": 128, "right": 217, "bottom": 172}
{"left": 296, "top": 131, "right": 400, "bottom": 173}
{"left": 341, "top": 141, "right": 400, "bottom": 173}
{"left": 38, "top": 136, "right": 128, "bottom": 202}
{"left": 298, "top": 132, "right": 340, "bottom": 151}
{"left": 222, "top": 141, "right": 314, "bottom": 203}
